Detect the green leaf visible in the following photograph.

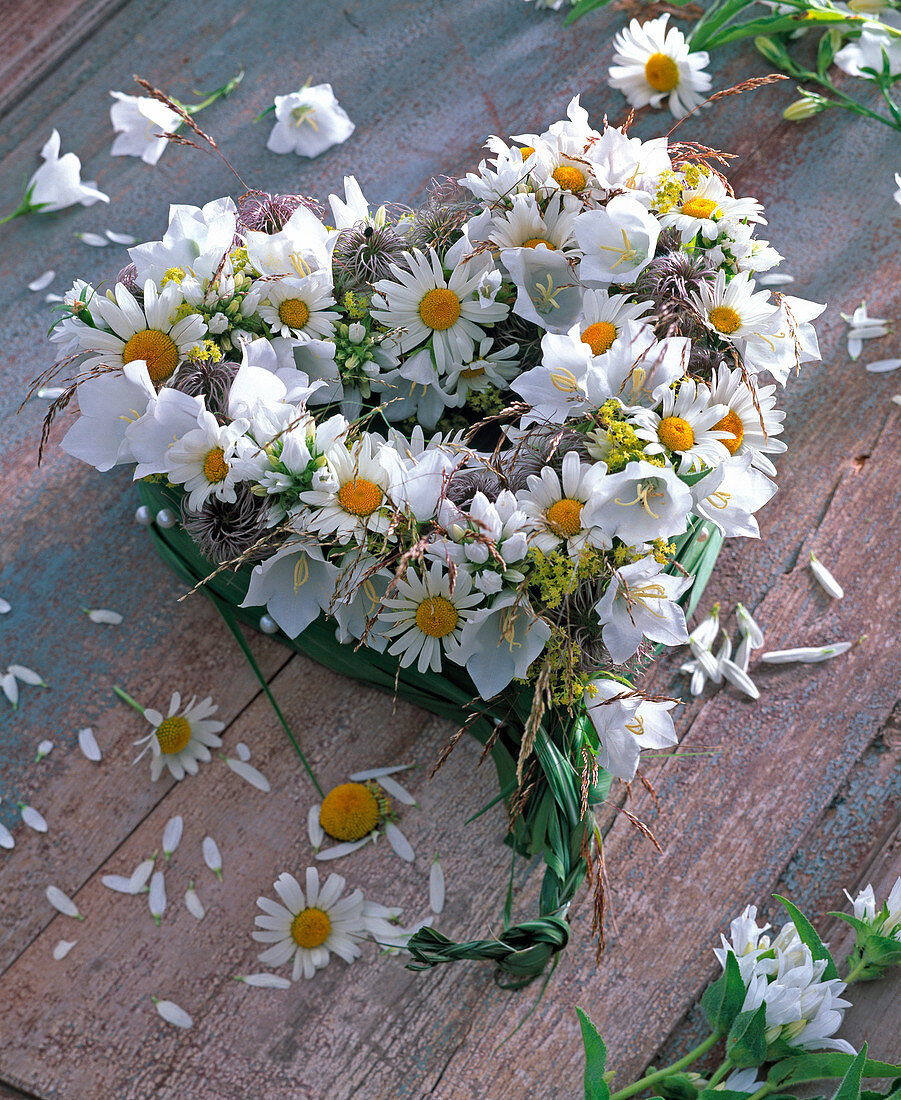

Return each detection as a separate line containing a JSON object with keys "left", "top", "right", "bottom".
{"left": 563, "top": 0, "right": 612, "bottom": 25}
{"left": 774, "top": 895, "right": 840, "bottom": 980}
{"left": 831, "top": 1046, "right": 868, "bottom": 1100}
{"left": 817, "top": 28, "right": 842, "bottom": 76}
{"left": 577, "top": 1008, "right": 610, "bottom": 1100}
{"left": 697, "top": 1091, "right": 749, "bottom": 1100}
{"left": 863, "top": 934, "right": 901, "bottom": 965}
{"left": 657, "top": 1074, "right": 700, "bottom": 1100}
{"left": 701, "top": 951, "right": 747, "bottom": 1036}
{"left": 769, "top": 1054, "right": 901, "bottom": 1087}
{"left": 726, "top": 1002, "right": 768, "bottom": 1068}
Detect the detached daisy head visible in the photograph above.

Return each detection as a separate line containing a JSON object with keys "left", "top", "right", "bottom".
{"left": 256, "top": 271, "right": 340, "bottom": 341}
{"left": 634, "top": 379, "right": 731, "bottom": 473}
{"left": 253, "top": 868, "right": 366, "bottom": 981}
{"left": 135, "top": 692, "right": 224, "bottom": 781}
{"left": 308, "top": 766, "right": 416, "bottom": 862}
{"left": 608, "top": 14, "right": 712, "bottom": 119}
{"left": 78, "top": 280, "right": 206, "bottom": 384}
{"left": 691, "top": 270, "right": 780, "bottom": 344}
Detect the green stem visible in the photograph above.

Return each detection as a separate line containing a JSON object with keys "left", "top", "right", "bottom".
{"left": 707, "top": 1059, "right": 733, "bottom": 1088}
{"left": 610, "top": 1033, "right": 720, "bottom": 1100}
{"left": 844, "top": 956, "right": 869, "bottom": 984}
{"left": 113, "top": 685, "right": 146, "bottom": 714}
{"left": 179, "top": 69, "right": 244, "bottom": 116}
{"left": 747, "top": 1085, "right": 775, "bottom": 1100}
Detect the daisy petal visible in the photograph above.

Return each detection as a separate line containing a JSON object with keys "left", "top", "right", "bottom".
{"left": 153, "top": 998, "right": 193, "bottom": 1028}
{"left": 22, "top": 804, "right": 48, "bottom": 832}
{"left": 429, "top": 855, "right": 445, "bottom": 914}
{"left": 85, "top": 608, "right": 123, "bottom": 624}
{"left": 385, "top": 823, "right": 414, "bottom": 863}
{"left": 865, "top": 359, "right": 901, "bottom": 373}
{"left": 185, "top": 883, "right": 205, "bottom": 920}
{"left": 53, "top": 939, "right": 76, "bottom": 960}
{"left": 162, "top": 815, "right": 183, "bottom": 859}
{"left": 375, "top": 774, "right": 416, "bottom": 805}
{"left": 203, "top": 836, "right": 223, "bottom": 879}
{"left": 315, "top": 839, "right": 370, "bottom": 860}
{"left": 348, "top": 764, "right": 414, "bottom": 781}
{"left": 235, "top": 973, "right": 291, "bottom": 989}
{"left": 28, "top": 270, "right": 55, "bottom": 291}
{"left": 307, "top": 804, "right": 324, "bottom": 849}
{"left": 225, "top": 758, "right": 271, "bottom": 792}
{"left": 78, "top": 727, "right": 102, "bottom": 762}
{"left": 46, "top": 885, "right": 82, "bottom": 919}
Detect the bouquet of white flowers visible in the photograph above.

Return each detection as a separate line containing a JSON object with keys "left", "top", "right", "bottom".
{"left": 37, "top": 96, "right": 824, "bottom": 984}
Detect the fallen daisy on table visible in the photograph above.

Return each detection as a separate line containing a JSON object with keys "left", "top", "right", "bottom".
{"left": 809, "top": 552, "right": 844, "bottom": 599}
{"left": 115, "top": 687, "right": 225, "bottom": 782}
{"left": 152, "top": 997, "right": 193, "bottom": 1029}
{"left": 46, "top": 885, "right": 83, "bottom": 919}
{"left": 84, "top": 607, "right": 123, "bottom": 624}
{"left": 253, "top": 868, "right": 367, "bottom": 981}
{"left": 307, "top": 767, "right": 416, "bottom": 862}
{"left": 761, "top": 643, "right": 853, "bottom": 664}
{"left": 841, "top": 301, "right": 891, "bottom": 360}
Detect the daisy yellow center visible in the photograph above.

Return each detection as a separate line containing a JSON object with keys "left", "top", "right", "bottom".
{"left": 713, "top": 409, "right": 744, "bottom": 454}
{"left": 546, "top": 498, "right": 583, "bottom": 537}
{"left": 658, "top": 416, "right": 695, "bottom": 452}
{"left": 337, "top": 477, "right": 382, "bottom": 517}
{"left": 122, "top": 329, "right": 179, "bottom": 383}
{"left": 415, "top": 595, "right": 459, "bottom": 638}
{"left": 419, "top": 288, "right": 461, "bottom": 331}
{"left": 552, "top": 165, "right": 586, "bottom": 192}
{"left": 290, "top": 907, "right": 331, "bottom": 949}
{"left": 522, "top": 237, "right": 556, "bottom": 250}
{"left": 202, "top": 446, "right": 229, "bottom": 484}
{"left": 278, "top": 298, "right": 311, "bottom": 329}
{"left": 319, "top": 782, "right": 381, "bottom": 841}
{"left": 460, "top": 365, "right": 486, "bottom": 379}
{"left": 644, "top": 53, "right": 680, "bottom": 93}
{"left": 709, "top": 305, "right": 742, "bottom": 335}
{"left": 519, "top": 146, "right": 535, "bottom": 160}
{"left": 681, "top": 197, "right": 720, "bottom": 220}
{"left": 580, "top": 321, "right": 618, "bottom": 356}
{"left": 155, "top": 716, "right": 192, "bottom": 755}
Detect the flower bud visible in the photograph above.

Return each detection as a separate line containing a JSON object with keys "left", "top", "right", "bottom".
{"left": 783, "top": 97, "right": 826, "bottom": 121}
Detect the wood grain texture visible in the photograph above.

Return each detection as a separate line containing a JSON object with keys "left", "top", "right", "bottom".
{"left": 0, "top": 0, "right": 899, "bottom": 1098}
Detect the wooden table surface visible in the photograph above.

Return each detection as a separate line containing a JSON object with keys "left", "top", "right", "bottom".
{"left": 1, "top": 2, "right": 899, "bottom": 1098}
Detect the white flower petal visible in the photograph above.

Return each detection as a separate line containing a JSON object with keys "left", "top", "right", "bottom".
{"left": 10, "top": 664, "right": 45, "bottom": 685}
{"left": 761, "top": 643, "right": 852, "bottom": 664}
{"left": 225, "top": 758, "right": 271, "bottom": 792}
{"left": 46, "top": 885, "right": 81, "bottom": 918}
{"left": 102, "top": 874, "right": 136, "bottom": 893}
{"left": 35, "top": 739, "right": 54, "bottom": 761}
{"left": 22, "top": 804, "right": 48, "bottom": 832}
{"left": 28, "top": 270, "right": 55, "bottom": 291}
{"left": 53, "top": 939, "right": 77, "bottom": 960}
{"left": 0, "top": 597, "right": 10, "bottom": 613}
{"left": 235, "top": 742, "right": 251, "bottom": 762}
{"left": 185, "top": 883, "right": 205, "bottom": 920}
{"left": 0, "top": 823, "right": 15, "bottom": 849}
{"left": 385, "top": 823, "right": 414, "bottom": 863}
{"left": 105, "top": 230, "right": 136, "bottom": 244}
{"left": 162, "top": 815, "right": 183, "bottom": 859}
{"left": 129, "top": 857, "right": 155, "bottom": 892}
{"left": 235, "top": 973, "right": 292, "bottom": 989}
{"left": 864, "top": 359, "right": 901, "bottom": 373}
{"left": 719, "top": 659, "right": 760, "bottom": 700}
{"left": 809, "top": 553, "right": 844, "bottom": 599}
{"left": 37, "top": 387, "right": 65, "bottom": 399}
{"left": 735, "top": 602, "right": 764, "bottom": 649}
{"left": 429, "top": 856, "right": 445, "bottom": 914}
{"left": 315, "top": 839, "right": 370, "bottom": 860}
{"left": 203, "top": 836, "right": 222, "bottom": 878}
{"left": 153, "top": 999, "right": 193, "bottom": 1028}
{"left": 149, "top": 870, "right": 166, "bottom": 922}
{"left": 76, "top": 232, "right": 109, "bottom": 247}
{"left": 2, "top": 674, "right": 19, "bottom": 707}
{"left": 86, "top": 608, "right": 123, "bottom": 624}
{"left": 375, "top": 774, "right": 416, "bottom": 805}
{"left": 348, "top": 764, "right": 413, "bottom": 781}
{"left": 757, "top": 273, "right": 794, "bottom": 286}
{"left": 78, "top": 727, "right": 102, "bottom": 762}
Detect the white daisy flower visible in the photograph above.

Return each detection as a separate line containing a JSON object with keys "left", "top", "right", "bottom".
{"left": 690, "top": 270, "right": 781, "bottom": 344}
{"left": 21, "top": 803, "right": 48, "bottom": 832}
{"left": 162, "top": 816, "right": 183, "bottom": 859}
{"left": 488, "top": 192, "right": 580, "bottom": 256}
{"left": 608, "top": 14, "right": 712, "bottom": 119}
{"left": 266, "top": 84, "right": 355, "bottom": 158}
{"left": 53, "top": 940, "right": 77, "bottom": 960}
{"left": 203, "top": 836, "right": 223, "bottom": 880}
{"left": 77, "top": 279, "right": 206, "bottom": 385}
{"left": 706, "top": 364, "right": 786, "bottom": 475}
{"left": 517, "top": 449, "right": 612, "bottom": 558}
{"left": 152, "top": 997, "right": 193, "bottom": 1029}
{"left": 165, "top": 409, "right": 255, "bottom": 513}
{"left": 299, "top": 434, "right": 394, "bottom": 544}
{"left": 134, "top": 692, "right": 225, "bottom": 782}
{"left": 253, "top": 868, "right": 367, "bottom": 981}
{"left": 309, "top": 772, "right": 416, "bottom": 862}
{"left": 660, "top": 173, "right": 764, "bottom": 243}
{"left": 77, "top": 727, "right": 102, "bottom": 762}
{"left": 442, "top": 338, "right": 520, "bottom": 402}
{"left": 256, "top": 271, "right": 340, "bottom": 341}
{"left": 46, "top": 885, "right": 83, "bottom": 919}
{"left": 371, "top": 248, "right": 508, "bottom": 374}
{"left": 185, "top": 882, "right": 205, "bottom": 920}
{"left": 572, "top": 289, "right": 654, "bottom": 360}
{"left": 633, "top": 379, "right": 731, "bottom": 473}
{"left": 380, "top": 562, "right": 483, "bottom": 674}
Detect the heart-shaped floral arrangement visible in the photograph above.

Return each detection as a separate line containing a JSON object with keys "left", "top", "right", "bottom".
{"left": 40, "top": 95, "right": 823, "bottom": 984}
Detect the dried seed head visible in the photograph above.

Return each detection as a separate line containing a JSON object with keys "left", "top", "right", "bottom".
{"left": 180, "top": 484, "right": 273, "bottom": 565}
{"left": 332, "top": 222, "right": 409, "bottom": 293}
{"left": 171, "top": 357, "right": 238, "bottom": 417}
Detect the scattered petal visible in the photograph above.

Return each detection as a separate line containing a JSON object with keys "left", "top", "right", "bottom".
{"left": 85, "top": 608, "right": 123, "bottom": 624}
{"left": 185, "top": 882, "right": 205, "bottom": 920}
{"left": 0, "top": 823, "right": 14, "bottom": 849}
{"left": 307, "top": 803, "right": 324, "bottom": 849}
{"left": 129, "top": 856, "right": 155, "bottom": 892}
{"left": 735, "top": 602, "right": 765, "bottom": 649}
{"left": 235, "top": 741, "right": 251, "bottom": 762}
{"left": 28, "top": 269, "right": 55, "bottom": 291}
{"left": 735, "top": 635, "right": 752, "bottom": 673}
{"left": 10, "top": 664, "right": 46, "bottom": 686}
{"left": 719, "top": 659, "right": 760, "bottom": 700}
{"left": 385, "top": 822, "right": 414, "bottom": 863}
{"left": 104, "top": 229, "right": 136, "bottom": 244}
{"left": 809, "top": 553, "right": 844, "bottom": 599}
{"left": 46, "top": 885, "right": 82, "bottom": 919}
{"left": 690, "top": 666, "right": 706, "bottom": 696}
{"left": 349, "top": 764, "right": 413, "bottom": 781}
{"left": 375, "top": 774, "right": 416, "bottom": 805}
{"left": 53, "top": 939, "right": 77, "bottom": 960}
{"left": 203, "top": 836, "right": 222, "bottom": 880}
{"left": 149, "top": 870, "right": 166, "bottom": 924}
{"left": 37, "top": 387, "right": 65, "bottom": 399}
{"left": 76, "top": 232, "right": 109, "bottom": 247}
{"left": 760, "top": 643, "right": 852, "bottom": 664}
{"left": 2, "top": 673, "right": 19, "bottom": 708}
{"left": 0, "top": 597, "right": 10, "bottom": 613}
{"left": 234, "top": 973, "right": 291, "bottom": 989}
{"left": 757, "top": 273, "right": 794, "bottom": 287}
{"left": 21, "top": 804, "right": 48, "bottom": 832}
{"left": 44, "top": 293, "right": 63, "bottom": 303}
{"left": 102, "top": 874, "right": 137, "bottom": 893}
{"left": 35, "top": 740, "right": 54, "bottom": 762}
{"left": 78, "top": 727, "right": 102, "bottom": 762}
{"left": 892, "top": 395, "right": 901, "bottom": 407}
{"left": 315, "top": 839, "right": 370, "bottom": 860}
{"left": 429, "top": 855, "right": 445, "bottom": 914}
{"left": 162, "top": 816, "right": 183, "bottom": 860}
{"left": 225, "top": 758, "right": 271, "bottom": 792}
{"left": 153, "top": 998, "right": 193, "bottom": 1028}
{"left": 864, "top": 358, "right": 901, "bottom": 373}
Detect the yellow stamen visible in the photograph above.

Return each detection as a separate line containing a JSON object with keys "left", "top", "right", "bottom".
{"left": 337, "top": 477, "right": 382, "bottom": 517}
{"left": 155, "top": 716, "right": 192, "bottom": 755}
{"left": 418, "top": 288, "right": 461, "bottom": 331}
{"left": 202, "top": 446, "right": 229, "bottom": 484}
{"left": 644, "top": 53, "right": 680, "bottom": 93}
{"left": 713, "top": 409, "right": 744, "bottom": 454}
{"left": 460, "top": 365, "right": 486, "bottom": 379}
{"left": 278, "top": 298, "right": 311, "bottom": 329}
{"left": 319, "top": 782, "right": 381, "bottom": 841}
{"left": 545, "top": 498, "right": 583, "bottom": 538}
{"left": 552, "top": 165, "right": 587, "bottom": 192}
{"left": 122, "top": 328, "right": 179, "bottom": 383}
{"left": 658, "top": 416, "right": 695, "bottom": 452}
{"left": 290, "top": 907, "right": 331, "bottom": 949}
{"left": 580, "top": 321, "right": 618, "bottom": 356}
{"left": 551, "top": 367, "right": 581, "bottom": 393}
{"left": 681, "top": 197, "right": 720, "bottom": 220}
{"left": 522, "top": 237, "right": 557, "bottom": 250}
{"left": 709, "top": 305, "right": 742, "bottom": 335}
{"left": 415, "top": 595, "right": 459, "bottom": 638}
